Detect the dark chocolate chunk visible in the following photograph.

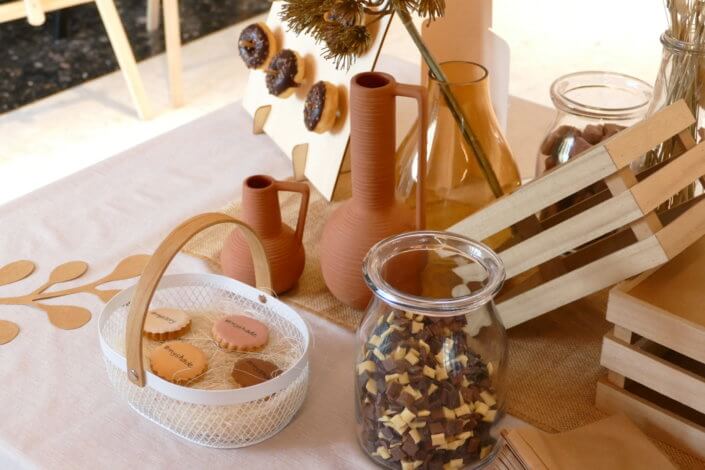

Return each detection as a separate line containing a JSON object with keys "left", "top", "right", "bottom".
{"left": 401, "top": 434, "right": 419, "bottom": 456}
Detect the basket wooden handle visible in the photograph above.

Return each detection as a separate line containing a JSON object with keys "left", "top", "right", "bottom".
{"left": 125, "top": 213, "right": 273, "bottom": 387}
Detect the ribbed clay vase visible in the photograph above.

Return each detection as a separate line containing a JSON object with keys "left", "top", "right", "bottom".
{"left": 221, "top": 175, "right": 310, "bottom": 294}
{"left": 320, "top": 72, "right": 428, "bottom": 309}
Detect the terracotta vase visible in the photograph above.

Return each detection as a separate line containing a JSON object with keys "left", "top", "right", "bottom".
{"left": 320, "top": 72, "right": 427, "bottom": 309}
{"left": 221, "top": 175, "right": 310, "bottom": 294}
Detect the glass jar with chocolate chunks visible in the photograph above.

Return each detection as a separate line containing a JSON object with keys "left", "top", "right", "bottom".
{"left": 357, "top": 231, "right": 507, "bottom": 470}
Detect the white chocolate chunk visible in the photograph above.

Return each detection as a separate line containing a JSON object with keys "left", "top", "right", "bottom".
{"left": 446, "top": 439, "right": 465, "bottom": 451}
{"left": 454, "top": 404, "right": 471, "bottom": 417}
{"left": 413, "top": 461, "right": 423, "bottom": 469}
{"left": 431, "top": 433, "right": 446, "bottom": 447}
{"left": 445, "top": 458, "right": 464, "bottom": 469}
{"left": 372, "top": 348, "right": 385, "bottom": 361}
{"left": 456, "top": 354, "right": 468, "bottom": 367}
{"left": 357, "top": 360, "right": 376, "bottom": 374}
{"left": 483, "top": 409, "right": 497, "bottom": 423}
{"left": 386, "top": 312, "right": 396, "bottom": 323}
{"left": 409, "top": 428, "right": 421, "bottom": 444}
{"left": 442, "top": 407, "right": 455, "bottom": 420}
{"left": 480, "top": 390, "right": 496, "bottom": 407}
{"left": 488, "top": 362, "right": 494, "bottom": 376}
{"left": 405, "top": 352, "right": 420, "bottom": 366}
{"left": 369, "top": 335, "right": 382, "bottom": 347}
{"left": 385, "top": 373, "right": 400, "bottom": 383}
{"left": 475, "top": 401, "right": 490, "bottom": 416}
{"left": 411, "top": 321, "right": 423, "bottom": 334}
{"left": 405, "top": 311, "right": 414, "bottom": 320}
{"left": 394, "top": 347, "right": 407, "bottom": 361}
{"left": 457, "top": 431, "right": 473, "bottom": 440}
{"left": 415, "top": 314, "right": 424, "bottom": 322}
{"left": 422, "top": 365, "right": 436, "bottom": 379}
{"left": 409, "top": 421, "right": 426, "bottom": 429}
{"left": 428, "top": 383, "right": 438, "bottom": 395}
{"left": 399, "top": 372, "right": 410, "bottom": 385}
{"left": 380, "top": 327, "right": 394, "bottom": 340}
{"left": 436, "top": 365, "right": 448, "bottom": 380}
{"left": 417, "top": 409, "right": 431, "bottom": 417}
{"left": 400, "top": 407, "right": 416, "bottom": 424}
{"left": 390, "top": 414, "right": 408, "bottom": 434}
{"left": 366, "top": 379, "right": 378, "bottom": 395}
{"left": 401, "top": 461, "right": 414, "bottom": 470}
{"left": 376, "top": 446, "right": 391, "bottom": 460}
{"left": 418, "top": 339, "right": 430, "bottom": 353}
{"left": 480, "top": 446, "right": 492, "bottom": 459}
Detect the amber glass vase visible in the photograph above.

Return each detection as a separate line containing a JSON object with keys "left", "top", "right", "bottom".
{"left": 396, "top": 62, "right": 521, "bottom": 232}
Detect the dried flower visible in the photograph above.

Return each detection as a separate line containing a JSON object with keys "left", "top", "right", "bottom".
{"left": 280, "top": 0, "right": 446, "bottom": 69}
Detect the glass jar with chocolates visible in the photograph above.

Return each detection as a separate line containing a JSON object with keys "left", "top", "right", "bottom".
{"left": 536, "top": 72, "right": 652, "bottom": 219}
{"left": 356, "top": 231, "right": 507, "bottom": 470}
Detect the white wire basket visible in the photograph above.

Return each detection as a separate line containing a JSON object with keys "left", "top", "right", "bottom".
{"left": 98, "top": 213, "right": 310, "bottom": 448}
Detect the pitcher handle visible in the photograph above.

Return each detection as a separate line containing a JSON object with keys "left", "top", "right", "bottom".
{"left": 394, "top": 83, "right": 427, "bottom": 230}
{"left": 273, "top": 180, "right": 311, "bottom": 242}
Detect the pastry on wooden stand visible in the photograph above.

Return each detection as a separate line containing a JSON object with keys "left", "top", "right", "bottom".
{"left": 266, "top": 49, "right": 305, "bottom": 98}
{"left": 304, "top": 80, "right": 339, "bottom": 133}
{"left": 238, "top": 22, "right": 277, "bottom": 70}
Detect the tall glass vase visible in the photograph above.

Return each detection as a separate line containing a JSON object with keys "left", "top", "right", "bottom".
{"left": 395, "top": 62, "right": 521, "bottom": 235}
{"left": 637, "top": 32, "right": 705, "bottom": 207}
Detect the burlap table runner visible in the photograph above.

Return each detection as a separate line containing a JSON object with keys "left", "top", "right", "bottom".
{"left": 183, "top": 189, "right": 701, "bottom": 469}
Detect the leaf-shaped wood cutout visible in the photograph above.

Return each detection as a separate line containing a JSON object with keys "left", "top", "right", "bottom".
{"left": 37, "top": 304, "right": 91, "bottom": 330}
{"left": 0, "top": 260, "right": 35, "bottom": 287}
{"left": 92, "top": 288, "right": 121, "bottom": 303}
{"left": 95, "top": 254, "right": 151, "bottom": 285}
{"left": 35, "top": 261, "right": 89, "bottom": 294}
{"left": 0, "top": 319, "right": 20, "bottom": 344}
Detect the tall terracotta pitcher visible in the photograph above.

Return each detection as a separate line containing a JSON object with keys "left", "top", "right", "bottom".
{"left": 320, "top": 72, "right": 427, "bottom": 309}
{"left": 221, "top": 175, "right": 310, "bottom": 294}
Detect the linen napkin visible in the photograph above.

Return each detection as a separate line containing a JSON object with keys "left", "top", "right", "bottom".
{"left": 497, "top": 414, "right": 676, "bottom": 470}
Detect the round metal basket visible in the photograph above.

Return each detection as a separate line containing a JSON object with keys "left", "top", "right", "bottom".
{"left": 98, "top": 213, "right": 310, "bottom": 448}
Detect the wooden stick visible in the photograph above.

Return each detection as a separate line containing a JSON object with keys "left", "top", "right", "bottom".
{"left": 162, "top": 0, "right": 183, "bottom": 107}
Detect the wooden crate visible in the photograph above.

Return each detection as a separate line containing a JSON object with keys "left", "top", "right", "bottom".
{"left": 596, "top": 236, "right": 705, "bottom": 460}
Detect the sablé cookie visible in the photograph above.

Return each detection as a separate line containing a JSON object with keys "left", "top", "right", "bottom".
{"left": 143, "top": 308, "right": 191, "bottom": 341}
{"left": 149, "top": 341, "right": 208, "bottom": 385}
{"left": 232, "top": 358, "right": 282, "bottom": 388}
{"left": 212, "top": 314, "right": 269, "bottom": 352}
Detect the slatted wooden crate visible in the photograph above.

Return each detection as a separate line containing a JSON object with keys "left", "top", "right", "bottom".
{"left": 595, "top": 236, "right": 705, "bottom": 460}
{"left": 450, "top": 100, "right": 705, "bottom": 329}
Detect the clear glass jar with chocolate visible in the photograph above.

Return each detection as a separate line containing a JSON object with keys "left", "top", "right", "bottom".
{"left": 356, "top": 232, "right": 507, "bottom": 469}
{"left": 536, "top": 72, "right": 651, "bottom": 219}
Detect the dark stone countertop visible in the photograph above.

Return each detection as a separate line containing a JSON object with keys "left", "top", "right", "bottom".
{"left": 0, "top": 0, "right": 270, "bottom": 114}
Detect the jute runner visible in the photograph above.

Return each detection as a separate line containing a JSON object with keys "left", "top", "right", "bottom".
{"left": 183, "top": 187, "right": 702, "bottom": 469}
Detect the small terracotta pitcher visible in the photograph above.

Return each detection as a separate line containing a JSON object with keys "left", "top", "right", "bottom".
{"left": 221, "top": 175, "right": 310, "bottom": 294}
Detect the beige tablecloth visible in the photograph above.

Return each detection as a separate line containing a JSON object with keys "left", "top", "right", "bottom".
{"left": 0, "top": 105, "right": 385, "bottom": 469}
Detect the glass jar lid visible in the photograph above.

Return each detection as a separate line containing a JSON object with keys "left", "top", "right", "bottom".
{"left": 362, "top": 231, "right": 505, "bottom": 316}
{"left": 550, "top": 71, "right": 652, "bottom": 120}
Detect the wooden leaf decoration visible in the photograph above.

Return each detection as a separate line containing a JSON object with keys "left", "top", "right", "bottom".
{"left": 96, "top": 254, "right": 151, "bottom": 285}
{"left": 0, "top": 260, "right": 35, "bottom": 287}
{"left": 38, "top": 304, "right": 92, "bottom": 330}
{"left": 48, "top": 261, "right": 88, "bottom": 285}
{"left": 93, "top": 288, "right": 121, "bottom": 303}
{"left": 0, "top": 320, "right": 19, "bottom": 344}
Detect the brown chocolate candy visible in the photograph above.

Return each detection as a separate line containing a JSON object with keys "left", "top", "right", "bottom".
{"left": 232, "top": 358, "right": 281, "bottom": 387}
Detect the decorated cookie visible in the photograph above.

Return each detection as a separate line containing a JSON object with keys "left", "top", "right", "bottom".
{"left": 143, "top": 308, "right": 191, "bottom": 341}
{"left": 149, "top": 341, "right": 208, "bottom": 385}
{"left": 265, "top": 49, "right": 305, "bottom": 98}
{"left": 238, "top": 22, "right": 277, "bottom": 70}
{"left": 232, "top": 358, "right": 282, "bottom": 388}
{"left": 212, "top": 314, "right": 269, "bottom": 351}
{"left": 304, "top": 81, "right": 339, "bottom": 133}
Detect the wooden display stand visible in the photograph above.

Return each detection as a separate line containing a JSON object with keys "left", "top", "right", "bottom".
{"left": 0, "top": 0, "right": 184, "bottom": 118}
{"left": 242, "top": 2, "right": 392, "bottom": 201}
{"left": 596, "top": 236, "right": 705, "bottom": 460}
{"left": 450, "top": 100, "right": 705, "bottom": 329}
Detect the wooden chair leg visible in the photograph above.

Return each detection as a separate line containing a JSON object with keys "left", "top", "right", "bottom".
{"left": 94, "top": 0, "right": 153, "bottom": 119}
{"left": 146, "top": 0, "right": 160, "bottom": 32}
{"left": 162, "top": 0, "right": 183, "bottom": 107}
